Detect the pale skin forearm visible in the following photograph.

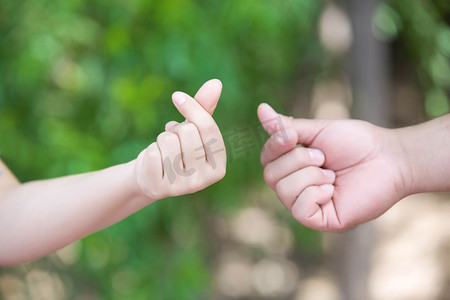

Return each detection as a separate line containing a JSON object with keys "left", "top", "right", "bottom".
{"left": 395, "top": 113, "right": 450, "bottom": 195}
{"left": 0, "top": 160, "right": 148, "bottom": 266}
{"left": 0, "top": 79, "right": 225, "bottom": 266}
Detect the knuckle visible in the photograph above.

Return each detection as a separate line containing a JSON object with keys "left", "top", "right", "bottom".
{"left": 268, "top": 134, "right": 278, "bottom": 147}
{"left": 145, "top": 144, "right": 160, "bottom": 159}
{"left": 157, "top": 131, "right": 178, "bottom": 144}
{"left": 206, "top": 163, "right": 227, "bottom": 183}
{"left": 262, "top": 139, "right": 271, "bottom": 151}
{"left": 292, "top": 147, "right": 307, "bottom": 164}
{"left": 260, "top": 155, "right": 266, "bottom": 166}
{"left": 215, "top": 164, "right": 227, "bottom": 181}
{"left": 275, "top": 181, "right": 287, "bottom": 200}
{"left": 260, "top": 139, "right": 278, "bottom": 165}
{"left": 187, "top": 174, "right": 208, "bottom": 192}
{"left": 166, "top": 122, "right": 179, "bottom": 131}
{"left": 135, "top": 149, "right": 146, "bottom": 163}
{"left": 260, "top": 147, "right": 270, "bottom": 165}
{"left": 185, "top": 122, "right": 198, "bottom": 131}
{"left": 306, "top": 166, "right": 323, "bottom": 180}
{"left": 307, "top": 185, "right": 321, "bottom": 198}
{"left": 202, "top": 120, "right": 217, "bottom": 134}
{"left": 146, "top": 150, "right": 160, "bottom": 161}
{"left": 314, "top": 167, "right": 325, "bottom": 178}
{"left": 178, "top": 122, "right": 198, "bottom": 135}
{"left": 263, "top": 167, "right": 275, "bottom": 186}
{"left": 293, "top": 146, "right": 305, "bottom": 158}
{"left": 291, "top": 207, "right": 302, "bottom": 222}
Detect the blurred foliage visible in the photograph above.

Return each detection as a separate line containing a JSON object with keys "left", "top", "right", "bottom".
{"left": 1, "top": 0, "right": 449, "bottom": 298}
{"left": 374, "top": 0, "right": 450, "bottom": 117}
{"left": 0, "top": 0, "right": 324, "bottom": 298}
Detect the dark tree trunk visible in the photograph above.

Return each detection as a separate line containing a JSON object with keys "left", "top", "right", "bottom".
{"left": 330, "top": 1, "right": 391, "bottom": 300}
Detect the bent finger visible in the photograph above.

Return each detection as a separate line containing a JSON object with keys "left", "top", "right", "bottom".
{"left": 291, "top": 184, "right": 341, "bottom": 231}
{"left": 157, "top": 131, "right": 182, "bottom": 184}
{"left": 263, "top": 147, "right": 325, "bottom": 187}
{"left": 169, "top": 122, "right": 205, "bottom": 171}
{"left": 172, "top": 92, "right": 226, "bottom": 167}
{"left": 165, "top": 121, "right": 179, "bottom": 131}
{"left": 138, "top": 142, "right": 163, "bottom": 180}
{"left": 260, "top": 127, "right": 298, "bottom": 166}
{"left": 275, "top": 167, "right": 335, "bottom": 209}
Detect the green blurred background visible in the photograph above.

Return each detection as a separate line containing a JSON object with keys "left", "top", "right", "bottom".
{"left": 0, "top": 0, "right": 449, "bottom": 299}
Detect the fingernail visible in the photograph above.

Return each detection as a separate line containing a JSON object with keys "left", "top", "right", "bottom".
{"left": 172, "top": 92, "right": 186, "bottom": 105}
{"left": 308, "top": 148, "right": 324, "bottom": 163}
{"left": 322, "top": 169, "right": 335, "bottom": 178}
{"left": 276, "top": 132, "right": 286, "bottom": 144}
{"left": 320, "top": 184, "right": 334, "bottom": 192}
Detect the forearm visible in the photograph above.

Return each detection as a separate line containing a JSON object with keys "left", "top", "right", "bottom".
{"left": 0, "top": 160, "right": 149, "bottom": 266}
{"left": 396, "top": 114, "right": 450, "bottom": 195}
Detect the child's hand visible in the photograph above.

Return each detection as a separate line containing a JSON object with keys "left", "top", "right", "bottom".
{"left": 134, "top": 80, "right": 226, "bottom": 201}
{"left": 257, "top": 103, "right": 409, "bottom": 232}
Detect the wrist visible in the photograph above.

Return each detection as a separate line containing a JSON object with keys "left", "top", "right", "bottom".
{"left": 130, "top": 154, "right": 164, "bottom": 203}
{"left": 123, "top": 159, "right": 157, "bottom": 204}
{"left": 391, "top": 127, "right": 416, "bottom": 197}
{"left": 393, "top": 115, "right": 450, "bottom": 195}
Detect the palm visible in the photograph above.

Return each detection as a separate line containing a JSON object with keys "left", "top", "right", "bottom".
{"left": 305, "top": 120, "right": 403, "bottom": 228}
{"left": 258, "top": 104, "right": 406, "bottom": 231}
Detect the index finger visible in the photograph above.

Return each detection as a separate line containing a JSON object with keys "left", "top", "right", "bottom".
{"left": 260, "top": 128, "right": 298, "bottom": 166}
{"left": 164, "top": 79, "right": 223, "bottom": 131}
{"left": 172, "top": 91, "right": 226, "bottom": 166}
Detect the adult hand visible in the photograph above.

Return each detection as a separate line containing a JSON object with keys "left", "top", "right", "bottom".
{"left": 258, "top": 103, "right": 409, "bottom": 232}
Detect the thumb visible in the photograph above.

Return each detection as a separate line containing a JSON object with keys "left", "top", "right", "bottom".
{"left": 257, "top": 103, "right": 293, "bottom": 135}
{"left": 194, "top": 79, "right": 222, "bottom": 116}
{"left": 164, "top": 79, "right": 222, "bottom": 131}
{"left": 257, "top": 103, "right": 331, "bottom": 146}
